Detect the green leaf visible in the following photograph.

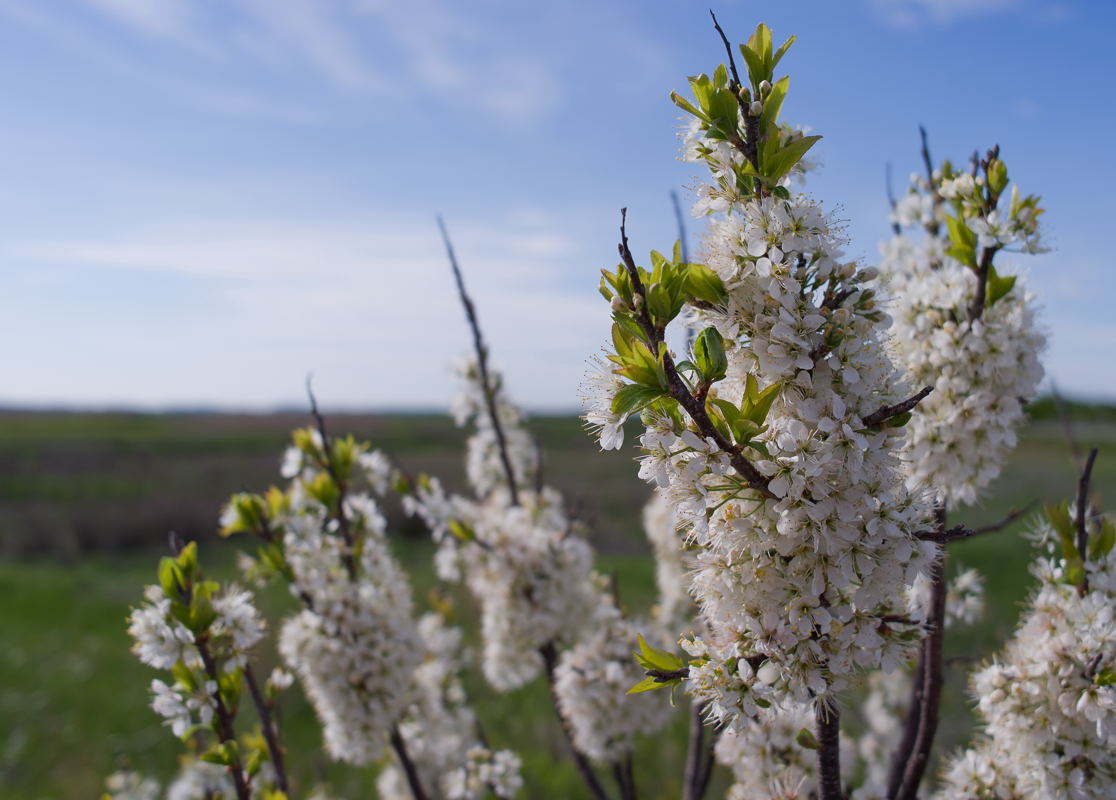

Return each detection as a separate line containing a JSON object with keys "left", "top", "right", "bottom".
{"left": 683, "top": 263, "right": 729, "bottom": 305}
{"left": 158, "top": 557, "right": 186, "bottom": 602}
{"left": 986, "top": 266, "right": 1017, "bottom": 306}
{"left": 759, "top": 76, "right": 788, "bottom": 131}
{"left": 634, "top": 633, "right": 684, "bottom": 673}
{"left": 1089, "top": 518, "right": 1115, "bottom": 560}
{"left": 448, "top": 519, "right": 475, "bottom": 543}
{"left": 171, "top": 660, "right": 197, "bottom": 692}
{"left": 1096, "top": 669, "right": 1116, "bottom": 687}
{"left": 612, "top": 383, "right": 666, "bottom": 418}
{"left": 670, "top": 90, "right": 706, "bottom": 121}
{"left": 693, "top": 326, "right": 728, "bottom": 383}
{"left": 764, "top": 133, "right": 822, "bottom": 183}
{"left": 627, "top": 676, "right": 671, "bottom": 694}
{"left": 947, "top": 215, "right": 977, "bottom": 250}
{"left": 771, "top": 34, "right": 796, "bottom": 70}
{"left": 796, "top": 728, "right": 819, "bottom": 750}
{"left": 945, "top": 244, "right": 976, "bottom": 268}
{"left": 987, "top": 158, "right": 1008, "bottom": 194}
{"left": 737, "top": 44, "right": 765, "bottom": 89}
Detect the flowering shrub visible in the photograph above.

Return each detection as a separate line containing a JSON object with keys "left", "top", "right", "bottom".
{"left": 103, "top": 16, "right": 1116, "bottom": 800}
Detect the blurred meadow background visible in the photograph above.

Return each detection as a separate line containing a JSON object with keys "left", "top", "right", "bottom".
{"left": 2, "top": 0, "right": 1116, "bottom": 797}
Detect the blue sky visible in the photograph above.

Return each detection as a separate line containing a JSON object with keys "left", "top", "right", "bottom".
{"left": 1, "top": 0, "right": 1112, "bottom": 411}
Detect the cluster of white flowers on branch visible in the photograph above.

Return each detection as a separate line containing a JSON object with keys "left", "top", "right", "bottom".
{"left": 586, "top": 21, "right": 938, "bottom": 798}
{"left": 939, "top": 455, "right": 1116, "bottom": 799}
{"left": 882, "top": 131, "right": 1046, "bottom": 508}
{"left": 125, "top": 539, "right": 284, "bottom": 799}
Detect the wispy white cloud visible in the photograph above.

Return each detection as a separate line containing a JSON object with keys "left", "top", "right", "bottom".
{"left": 868, "top": 0, "right": 1021, "bottom": 28}
{"left": 15, "top": 0, "right": 566, "bottom": 124}
{"left": 6, "top": 215, "right": 602, "bottom": 408}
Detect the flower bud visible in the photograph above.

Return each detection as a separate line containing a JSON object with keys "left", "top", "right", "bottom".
{"left": 759, "top": 79, "right": 772, "bottom": 95}
{"left": 609, "top": 295, "right": 625, "bottom": 312}
{"left": 749, "top": 100, "right": 763, "bottom": 116}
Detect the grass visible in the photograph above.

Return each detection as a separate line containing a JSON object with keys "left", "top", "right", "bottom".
{"left": 0, "top": 410, "right": 1112, "bottom": 798}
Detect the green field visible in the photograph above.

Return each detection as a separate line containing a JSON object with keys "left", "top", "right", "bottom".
{"left": 1, "top": 409, "right": 1113, "bottom": 798}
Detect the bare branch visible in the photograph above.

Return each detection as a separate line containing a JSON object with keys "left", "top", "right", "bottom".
{"left": 305, "top": 376, "right": 356, "bottom": 578}
{"left": 541, "top": 642, "right": 611, "bottom": 800}
{"left": 1076, "top": 447, "right": 1099, "bottom": 594}
{"left": 886, "top": 163, "right": 901, "bottom": 236}
{"left": 437, "top": 216, "right": 520, "bottom": 507}
{"left": 862, "top": 386, "right": 933, "bottom": 428}
{"left": 969, "top": 500, "right": 1038, "bottom": 535}
{"left": 390, "top": 726, "right": 430, "bottom": 800}
{"left": 815, "top": 695, "right": 843, "bottom": 800}
{"left": 893, "top": 547, "right": 947, "bottom": 800}
{"left": 244, "top": 664, "right": 289, "bottom": 794}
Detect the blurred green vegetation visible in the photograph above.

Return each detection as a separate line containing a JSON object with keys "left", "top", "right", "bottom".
{"left": 0, "top": 404, "right": 1112, "bottom": 798}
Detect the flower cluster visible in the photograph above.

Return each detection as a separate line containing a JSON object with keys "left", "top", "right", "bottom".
{"left": 553, "top": 584, "right": 673, "bottom": 763}
{"left": 714, "top": 701, "right": 851, "bottom": 800}
{"left": 938, "top": 504, "right": 1116, "bottom": 799}
{"left": 882, "top": 153, "right": 1046, "bottom": 507}
{"left": 125, "top": 540, "right": 276, "bottom": 797}
{"left": 377, "top": 612, "right": 523, "bottom": 799}
{"left": 642, "top": 488, "right": 694, "bottom": 632}
{"left": 223, "top": 428, "right": 424, "bottom": 767}
{"left": 589, "top": 24, "right": 934, "bottom": 730}
{"left": 403, "top": 360, "right": 599, "bottom": 691}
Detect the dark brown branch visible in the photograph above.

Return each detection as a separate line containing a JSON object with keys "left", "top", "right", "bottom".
{"left": 244, "top": 664, "right": 289, "bottom": 794}
{"left": 815, "top": 696, "right": 843, "bottom": 800}
{"left": 1076, "top": 447, "right": 1099, "bottom": 594}
{"left": 966, "top": 244, "right": 999, "bottom": 323}
{"left": 708, "top": 11, "right": 760, "bottom": 175}
{"left": 196, "top": 639, "right": 252, "bottom": 800}
{"left": 969, "top": 500, "right": 1038, "bottom": 535}
{"left": 682, "top": 702, "right": 705, "bottom": 800}
{"left": 862, "top": 386, "right": 933, "bottom": 428}
{"left": 886, "top": 647, "right": 927, "bottom": 796}
{"left": 645, "top": 667, "right": 689, "bottom": 684}
{"left": 618, "top": 210, "right": 774, "bottom": 499}
{"left": 306, "top": 377, "right": 357, "bottom": 578}
{"left": 886, "top": 163, "right": 901, "bottom": 236}
{"left": 894, "top": 541, "right": 947, "bottom": 800}
{"left": 437, "top": 216, "right": 520, "bottom": 507}
{"left": 390, "top": 726, "right": 430, "bottom": 800}
{"left": 541, "top": 642, "right": 611, "bottom": 800}
{"left": 612, "top": 754, "right": 637, "bottom": 800}
{"left": 918, "top": 126, "right": 942, "bottom": 237}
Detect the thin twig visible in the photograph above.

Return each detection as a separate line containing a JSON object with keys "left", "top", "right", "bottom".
{"left": 815, "top": 696, "right": 842, "bottom": 800}
{"left": 969, "top": 500, "right": 1038, "bottom": 535}
{"left": 708, "top": 11, "right": 760, "bottom": 175}
{"left": 306, "top": 377, "right": 357, "bottom": 578}
{"left": 244, "top": 665, "right": 289, "bottom": 794}
{"left": 1076, "top": 447, "right": 1099, "bottom": 594}
{"left": 437, "top": 216, "right": 520, "bottom": 507}
{"left": 682, "top": 702, "right": 707, "bottom": 800}
{"left": 196, "top": 640, "right": 252, "bottom": 800}
{"left": 618, "top": 209, "right": 774, "bottom": 498}
{"left": 918, "top": 126, "right": 942, "bottom": 237}
{"left": 886, "top": 163, "right": 901, "bottom": 236}
{"left": 541, "top": 642, "right": 611, "bottom": 800}
{"left": 894, "top": 506, "right": 947, "bottom": 800}
{"left": 862, "top": 386, "right": 933, "bottom": 428}
{"left": 390, "top": 726, "right": 430, "bottom": 800}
